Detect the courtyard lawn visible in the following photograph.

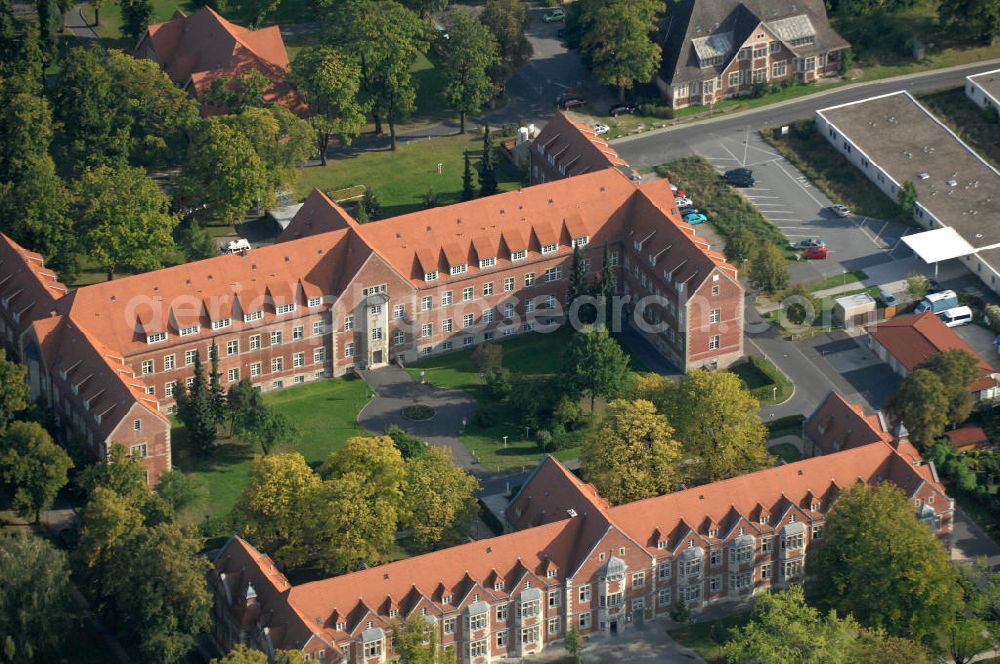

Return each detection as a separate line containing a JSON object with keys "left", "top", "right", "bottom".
{"left": 768, "top": 442, "right": 803, "bottom": 463}
{"left": 172, "top": 377, "right": 372, "bottom": 527}
{"left": 295, "top": 132, "right": 524, "bottom": 218}
{"left": 727, "top": 355, "right": 793, "bottom": 406}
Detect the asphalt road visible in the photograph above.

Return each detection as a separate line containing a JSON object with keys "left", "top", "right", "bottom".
{"left": 613, "top": 59, "right": 1000, "bottom": 168}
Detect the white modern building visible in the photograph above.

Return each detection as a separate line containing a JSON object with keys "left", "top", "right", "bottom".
{"left": 816, "top": 91, "right": 1000, "bottom": 294}
{"left": 966, "top": 68, "right": 1000, "bottom": 114}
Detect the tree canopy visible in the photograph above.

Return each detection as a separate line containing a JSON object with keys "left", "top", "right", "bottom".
{"left": 581, "top": 399, "right": 682, "bottom": 505}
{"left": 915, "top": 349, "right": 981, "bottom": 427}
{"left": 578, "top": 0, "right": 662, "bottom": 101}
{"left": 0, "top": 350, "right": 28, "bottom": 430}
{"left": 291, "top": 46, "right": 366, "bottom": 165}
{"left": 404, "top": 446, "right": 479, "bottom": 550}
{"left": 481, "top": 0, "right": 532, "bottom": 87}
{"left": 887, "top": 368, "right": 950, "bottom": 449}
{"left": 0, "top": 421, "right": 73, "bottom": 523}
{"left": 562, "top": 326, "right": 630, "bottom": 411}
{"left": 749, "top": 242, "right": 789, "bottom": 293}
{"left": 440, "top": 13, "right": 499, "bottom": 133}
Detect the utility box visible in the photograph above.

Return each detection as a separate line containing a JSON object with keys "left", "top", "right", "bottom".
{"left": 835, "top": 293, "right": 876, "bottom": 329}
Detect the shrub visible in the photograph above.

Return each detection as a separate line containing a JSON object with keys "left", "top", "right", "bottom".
{"left": 637, "top": 103, "right": 674, "bottom": 119}
{"left": 535, "top": 429, "right": 554, "bottom": 452}
{"left": 553, "top": 396, "right": 585, "bottom": 431}
{"left": 474, "top": 406, "right": 499, "bottom": 428}
{"left": 386, "top": 424, "right": 427, "bottom": 459}
{"left": 907, "top": 274, "right": 930, "bottom": 299}
{"left": 484, "top": 367, "right": 512, "bottom": 399}
{"left": 472, "top": 343, "right": 503, "bottom": 373}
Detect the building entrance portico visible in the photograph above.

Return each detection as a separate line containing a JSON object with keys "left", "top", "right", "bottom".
{"left": 364, "top": 292, "right": 390, "bottom": 369}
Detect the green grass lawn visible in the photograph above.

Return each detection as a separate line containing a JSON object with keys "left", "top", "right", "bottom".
{"left": 762, "top": 122, "right": 906, "bottom": 223}
{"left": 295, "top": 132, "right": 524, "bottom": 218}
{"left": 728, "top": 355, "right": 793, "bottom": 405}
{"left": 82, "top": 0, "right": 198, "bottom": 49}
{"left": 668, "top": 613, "right": 749, "bottom": 663}
{"left": 172, "top": 377, "right": 372, "bottom": 527}
{"left": 798, "top": 270, "right": 868, "bottom": 294}
{"left": 919, "top": 87, "right": 1000, "bottom": 170}
{"left": 768, "top": 441, "right": 803, "bottom": 463}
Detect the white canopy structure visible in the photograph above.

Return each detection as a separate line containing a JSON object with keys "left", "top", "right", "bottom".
{"left": 902, "top": 227, "right": 979, "bottom": 275}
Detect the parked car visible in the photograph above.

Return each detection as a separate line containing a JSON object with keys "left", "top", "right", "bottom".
{"left": 592, "top": 123, "right": 610, "bottom": 135}
{"left": 801, "top": 246, "right": 828, "bottom": 259}
{"left": 723, "top": 168, "right": 754, "bottom": 187}
{"left": 609, "top": 103, "right": 637, "bottom": 117}
{"left": 915, "top": 289, "right": 958, "bottom": 314}
{"left": 543, "top": 8, "right": 565, "bottom": 22}
{"left": 878, "top": 290, "right": 898, "bottom": 307}
{"left": 683, "top": 212, "right": 708, "bottom": 225}
{"left": 433, "top": 22, "right": 449, "bottom": 40}
{"left": 558, "top": 96, "right": 586, "bottom": 110}
{"left": 674, "top": 196, "right": 692, "bottom": 207}
{"left": 678, "top": 206, "right": 700, "bottom": 216}
{"left": 830, "top": 204, "right": 851, "bottom": 217}
{"left": 939, "top": 305, "right": 973, "bottom": 328}
{"left": 793, "top": 238, "right": 825, "bottom": 249}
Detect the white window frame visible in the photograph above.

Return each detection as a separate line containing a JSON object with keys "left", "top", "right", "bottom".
{"left": 243, "top": 311, "right": 263, "bottom": 323}
{"left": 450, "top": 263, "right": 468, "bottom": 276}
{"left": 479, "top": 257, "right": 496, "bottom": 269}
{"left": 424, "top": 271, "right": 438, "bottom": 282}
{"left": 212, "top": 318, "right": 231, "bottom": 330}
{"left": 541, "top": 243, "right": 558, "bottom": 254}
{"left": 511, "top": 249, "right": 526, "bottom": 262}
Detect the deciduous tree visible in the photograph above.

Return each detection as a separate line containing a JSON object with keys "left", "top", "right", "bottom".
{"left": 204, "top": 70, "right": 271, "bottom": 113}
{"left": 0, "top": 350, "right": 28, "bottom": 430}
{"left": 77, "top": 485, "right": 145, "bottom": 568}
{"left": 562, "top": 326, "right": 630, "bottom": 412}
{"left": 916, "top": 349, "right": 981, "bottom": 427}
{"left": 35, "top": 0, "right": 60, "bottom": 69}
{"left": 404, "top": 446, "right": 478, "bottom": 549}
{"left": 724, "top": 224, "right": 757, "bottom": 266}
{"left": 311, "top": 470, "right": 399, "bottom": 574}
{"left": 0, "top": 421, "right": 73, "bottom": 523}
{"left": 386, "top": 424, "right": 428, "bottom": 459}
{"left": 481, "top": 0, "right": 532, "bottom": 87}
{"left": 401, "top": 0, "right": 445, "bottom": 18}
{"left": 938, "top": 0, "right": 1000, "bottom": 44}
{"left": 664, "top": 371, "right": 770, "bottom": 484}
{"left": 227, "top": 378, "right": 263, "bottom": 437}
{"left": 224, "top": 106, "right": 315, "bottom": 202}
{"left": 291, "top": 46, "right": 366, "bottom": 165}
{"left": 581, "top": 399, "right": 682, "bottom": 505}
{"left": 76, "top": 163, "right": 178, "bottom": 280}
{"left": 578, "top": 0, "right": 661, "bottom": 101}
{"left": 391, "top": 614, "right": 453, "bottom": 663}
{"left": 0, "top": 532, "right": 73, "bottom": 663}
{"left": 155, "top": 469, "right": 208, "bottom": 514}
{"left": 440, "top": 13, "right": 498, "bottom": 133}
{"left": 811, "top": 483, "right": 964, "bottom": 644}
{"left": 0, "top": 92, "right": 54, "bottom": 181}
{"left": 321, "top": 435, "right": 408, "bottom": 508}
{"left": 887, "top": 368, "right": 950, "bottom": 449}
{"left": 238, "top": 452, "right": 322, "bottom": 567}
{"left": 749, "top": 242, "right": 789, "bottom": 293}
{"left": 121, "top": 0, "right": 152, "bottom": 42}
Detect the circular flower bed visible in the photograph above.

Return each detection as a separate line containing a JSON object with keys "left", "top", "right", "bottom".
{"left": 401, "top": 403, "right": 435, "bottom": 421}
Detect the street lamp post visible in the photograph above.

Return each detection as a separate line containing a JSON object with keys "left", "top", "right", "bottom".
{"left": 502, "top": 435, "right": 508, "bottom": 449}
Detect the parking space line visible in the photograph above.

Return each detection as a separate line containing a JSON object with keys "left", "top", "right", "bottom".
{"left": 770, "top": 220, "right": 806, "bottom": 224}
{"left": 705, "top": 156, "right": 738, "bottom": 161}
{"left": 742, "top": 126, "right": 750, "bottom": 165}
{"left": 772, "top": 160, "right": 827, "bottom": 208}
{"left": 744, "top": 195, "right": 780, "bottom": 199}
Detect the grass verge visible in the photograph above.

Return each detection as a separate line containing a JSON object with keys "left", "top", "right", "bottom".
{"left": 295, "top": 132, "right": 524, "bottom": 218}
{"left": 767, "top": 414, "right": 805, "bottom": 439}
{"left": 655, "top": 156, "right": 788, "bottom": 257}
{"left": 761, "top": 121, "right": 907, "bottom": 223}
{"left": 728, "top": 355, "right": 793, "bottom": 405}
{"left": 919, "top": 86, "right": 1000, "bottom": 170}
{"left": 172, "top": 377, "right": 373, "bottom": 526}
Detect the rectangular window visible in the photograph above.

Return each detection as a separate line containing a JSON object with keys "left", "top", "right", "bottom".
{"left": 313, "top": 320, "right": 325, "bottom": 336}
{"left": 212, "top": 318, "right": 231, "bottom": 330}
{"left": 572, "top": 236, "right": 589, "bottom": 248}
{"left": 479, "top": 257, "right": 496, "bottom": 269}
{"left": 730, "top": 570, "right": 753, "bottom": 590}
{"left": 141, "top": 360, "right": 154, "bottom": 375}
{"left": 270, "top": 331, "right": 282, "bottom": 346}
{"left": 371, "top": 327, "right": 383, "bottom": 341}
{"left": 578, "top": 585, "right": 591, "bottom": 602}
{"left": 710, "top": 549, "right": 721, "bottom": 567}
{"left": 761, "top": 537, "right": 773, "bottom": 554}
{"left": 463, "top": 314, "right": 475, "bottom": 328}
{"left": 812, "top": 524, "right": 824, "bottom": 540}
{"left": 392, "top": 330, "right": 404, "bottom": 346}
{"left": 308, "top": 296, "right": 322, "bottom": 307}
{"left": 503, "top": 277, "right": 515, "bottom": 292}
{"left": 579, "top": 612, "right": 591, "bottom": 629}
{"left": 344, "top": 343, "right": 355, "bottom": 358}
{"left": 344, "top": 316, "right": 354, "bottom": 332}
{"left": 424, "top": 271, "right": 438, "bottom": 282}
{"left": 243, "top": 311, "right": 263, "bottom": 323}
{"left": 760, "top": 562, "right": 772, "bottom": 580}
{"left": 421, "top": 323, "right": 433, "bottom": 338}
{"left": 146, "top": 332, "right": 168, "bottom": 344}
{"left": 443, "top": 617, "right": 456, "bottom": 634}
{"left": 709, "top": 335, "right": 720, "bottom": 350}
{"left": 511, "top": 249, "right": 527, "bottom": 262}
{"left": 483, "top": 282, "right": 494, "bottom": 296}
{"left": 520, "top": 626, "right": 539, "bottom": 645}
{"left": 782, "top": 533, "right": 804, "bottom": 550}
{"left": 548, "top": 589, "right": 560, "bottom": 607}
{"left": 753, "top": 45, "right": 767, "bottom": 58}
{"left": 496, "top": 603, "right": 508, "bottom": 622}
{"left": 631, "top": 572, "right": 645, "bottom": 588}
{"left": 249, "top": 335, "right": 261, "bottom": 350}
{"left": 548, "top": 617, "right": 561, "bottom": 635}
{"left": 293, "top": 352, "right": 305, "bottom": 368}
{"left": 658, "top": 562, "right": 671, "bottom": 579}
{"left": 361, "top": 285, "right": 386, "bottom": 296}
{"left": 541, "top": 243, "right": 558, "bottom": 254}
{"left": 393, "top": 304, "right": 405, "bottom": 320}
{"left": 709, "top": 309, "right": 721, "bottom": 324}
{"left": 130, "top": 443, "right": 147, "bottom": 458}
{"left": 421, "top": 296, "right": 432, "bottom": 312}
{"left": 441, "top": 291, "right": 453, "bottom": 306}
{"left": 463, "top": 287, "right": 474, "bottom": 302}
{"left": 369, "top": 304, "right": 381, "bottom": 316}
{"left": 543, "top": 266, "right": 562, "bottom": 283}
{"left": 185, "top": 349, "right": 197, "bottom": 366}
{"left": 293, "top": 326, "right": 304, "bottom": 340}
{"left": 165, "top": 381, "right": 177, "bottom": 397}
{"left": 658, "top": 588, "right": 672, "bottom": 606}
{"left": 363, "top": 640, "right": 382, "bottom": 658}
{"left": 272, "top": 357, "right": 283, "bottom": 373}
{"left": 275, "top": 303, "right": 296, "bottom": 315}
{"left": 442, "top": 318, "right": 453, "bottom": 333}
{"left": 163, "top": 354, "right": 175, "bottom": 371}
{"left": 729, "top": 71, "right": 740, "bottom": 87}
{"left": 468, "top": 612, "right": 488, "bottom": 631}
{"left": 463, "top": 336, "right": 474, "bottom": 347}
{"left": 772, "top": 60, "right": 786, "bottom": 77}
{"left": 250, "top": 363, "right": 262, "bottom": 377}
{"left": 314, "top": 347, "right": 326, "bottom": 363}
{"left": 450, "top": 263, "right": 468, "bottom": 276}
{"left": 503, "top": 303, "right": 515, "bottom": 318}
{"left": 179, "top": 325, "right": 199, "bottom": 337}
{"left": 482, "top": 309, "right": 494, "bottom": 324}
{"left": 226, "top": 340, "right": 239, "bottom": 356}
{"left": 227, "top": 368, "right": 240, "bottom": 382}
{"left": 524, "top": 273, "right": 536, "bottom": 287}
{"left": 783, "top": 560, "right": 803, "bottom": 579}
{"left": 469, "top": 640, "right": 487, "bottom": 658}
{"left": 496, "top": 630, "right": 507, "bottom": 648}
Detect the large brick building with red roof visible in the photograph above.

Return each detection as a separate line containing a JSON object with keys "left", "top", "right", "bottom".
{"left": 209, "top": 441, "right": 952, "bottom": 662}
{"left": 0, "top": 167, "right": 742, "bottom": 484}
{"left": 134, "top": 6, "right": 307, "bottom": 116}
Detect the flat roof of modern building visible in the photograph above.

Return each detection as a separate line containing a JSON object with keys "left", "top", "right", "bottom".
{"left": 969, "top": 68, "right": 1000, "bottom": 106}
{"left": 817, "top": 91, "right": 1000, "bottom": 255}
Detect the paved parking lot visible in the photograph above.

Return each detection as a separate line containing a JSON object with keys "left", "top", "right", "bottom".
{"left": 684, "top": 129, "right": 928, "bottom": 286}
{"left": 955, "top": 323, "right": 1000, "bottom": 371}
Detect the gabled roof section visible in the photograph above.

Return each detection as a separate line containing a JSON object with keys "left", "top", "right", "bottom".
{"left": 804, "top": 391, "right": 892, "bottom": 456}
{"left": 506, "top": 455, "right": 610, "bottom": 531}
{"left": 531, "top": 112, "right": 635, "bottom": 178}
{"left": 277, "top": 189, "right": 359, "bottom": 242}
{"left": 867, "top": 312, "right": 997, "bottom": 392}
{"left": 0, "top": 234, "right": 68, "bottom": 327}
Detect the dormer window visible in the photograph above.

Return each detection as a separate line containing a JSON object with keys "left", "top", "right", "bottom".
{"left": 243, "top": 311, "right": 263, "bottom": 323}
{"left": 541, "top": 243, "right": 558, "bottom": 254}
{"left": 708, "top": 528, "right": 718, "bottom": 538}
{"left": 275, "top": 303, "right": 296, "bottom": 315}
{"left": 811, "top": 502, "right": 821, "bottom": 512}
{"left": 450, "top": 264, "right": 468, "bottom": 276}
{"left": 308, "top": 296, "right": 322, "bottom": 307}
{"left": 146, "top": 332, "right": 168, "bottom": 344}
{"left": 546, "top": 569, "right": 557, "bottom": 578}
{"left": 424, "top": 271, "right": 438, "bottom": 282}
{"left": 442, "top": 595, "right": 452, "bottom": 604}
{"left": 389, "top": 609, "right": 399, "bottom": 618}
{"left": 789, "top": 514, "right": 796, "bottom": 523}
{"left": 494, "top": 581, "right": 505, "bottom": 591}
{"left": 510, "top": 250, "right": 526, "bottom": 261}
{"left": 572, "top": 236, "right": 589, "bottom": 248}
{"left": 760, "top": 516, "right": 770, "bottom": 525}
{"left": 479, "top": 257, "right": 496, "bottom": 269}
{"left": 212, "top": 318, "right": 231, "bottom": 330}
{"left": 335, "top": 621, "right": 346, "bottom": 631}
{"left": 656, "top": 540, "right": 667, "bottom": 550}
{"left": 179, "top": 325, "right": 200, "bottom": 337}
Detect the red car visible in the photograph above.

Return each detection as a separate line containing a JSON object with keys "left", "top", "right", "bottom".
{"left": 802, "top": 246, "right": 828, "bottom": 260}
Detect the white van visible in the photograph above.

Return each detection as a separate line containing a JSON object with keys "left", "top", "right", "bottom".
{"left": 938, "top": 306, "right": 973, "bottom": 328}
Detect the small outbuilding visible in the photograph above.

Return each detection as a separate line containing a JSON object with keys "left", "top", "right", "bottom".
{"left": 834, "top": 292, "right": 876, "bottom": 328}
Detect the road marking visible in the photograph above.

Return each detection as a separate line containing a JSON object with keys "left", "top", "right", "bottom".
{"left": 773, "top": 159, "right": 827, "bottom": 208}
{"left": 713, "top": 135, "right": 744, "bottom": 164}
{"left": 762, "top": 210, "right": 799, "bottom": 214}
{"left": 742, "top": 125, "right": 751, "bottom": 165}
{"left": 705, "top": 156, "right": 738, "bottom": 161}
{"left": 873, "top": 221, "right": 890, "bottom": 242}
{"left": 770, "top": 220, "right": 807, "bottom": 225}
{"left": 744, "top": 194, "right": 780, "bottom": 199}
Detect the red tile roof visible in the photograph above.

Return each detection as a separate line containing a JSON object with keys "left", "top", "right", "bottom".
{"left": 945, "top": 425, "right": 989, "bottom": 451}
{"left": 506, "top": 456, "right": 609, "bottom": 530}
{"left": 804, "top": 391, "right": 892, "bottom": 455}
{"left": 139, "top": 7, "right": 307, "bottom": 115}
{"left": 868, "top": 312, "right": 997, "bottom": 392}
{"left": 532, "top": 112, "right": 636, "bottom": 179}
